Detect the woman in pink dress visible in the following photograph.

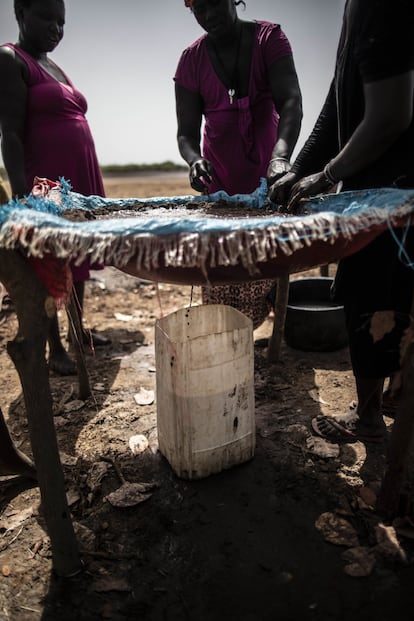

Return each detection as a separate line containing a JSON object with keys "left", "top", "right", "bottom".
{"left": 0, "top": 0, "right": 110, "bottom": 376}
{"left": 175, "top": 0, "right": 303, "bottom": 328}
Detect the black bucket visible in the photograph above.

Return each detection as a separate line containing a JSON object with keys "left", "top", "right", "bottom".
{"left": 284, "top": 277, "right": 348, "bottom": 352}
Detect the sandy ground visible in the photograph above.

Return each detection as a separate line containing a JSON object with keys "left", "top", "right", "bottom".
{"left": 0, "top": 173, "right": 414, "bottom": 620}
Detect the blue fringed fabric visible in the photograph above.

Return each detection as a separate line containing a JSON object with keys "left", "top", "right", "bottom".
{"left": 0, "top": 178, "right": 413, "bottom": 284}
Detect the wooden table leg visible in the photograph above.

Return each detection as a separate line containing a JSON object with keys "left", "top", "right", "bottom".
{"left": 267, "top": 273, "right": 290, "bottom": 363}
{"left": 0, "top": 249, "right": 81, "bottom": 577}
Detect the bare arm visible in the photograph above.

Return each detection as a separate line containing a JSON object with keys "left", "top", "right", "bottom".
{"left": 266, "top": 55, "right": 302, "bottom": 186}
{"left": 268, "top": 55, "right": 303, "bottom": 161}
{"left": 269, "top": 80, "right": 339, "bottom": 205}
{"left": 175, "top": 82, "right": 213, "bottom": 193}
{"left": 175, "top": 82, "right": 203, "bottom": 166}
{"left": 0, "top": 47, "right": 29, "bottom": 198}
{"left": 326, "top": 71, "right": 414, "bottom": 180}
{"left": 287, "top": 70, "right": 414, "bottom": 209}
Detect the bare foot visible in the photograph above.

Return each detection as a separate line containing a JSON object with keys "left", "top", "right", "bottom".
{"left": 49, "top": 350, "right": 77, "bottom": 376}
{"left": 311, "top": 412, "right": 387, "bottom": 444}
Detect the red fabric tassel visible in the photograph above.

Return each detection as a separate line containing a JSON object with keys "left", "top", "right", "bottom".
{"left": 29, "top": 256, "right": 73, "bottom": 307}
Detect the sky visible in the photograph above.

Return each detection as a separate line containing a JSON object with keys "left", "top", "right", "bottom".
{"left": 0, "top": 0, "right": 346, "bottom": 167}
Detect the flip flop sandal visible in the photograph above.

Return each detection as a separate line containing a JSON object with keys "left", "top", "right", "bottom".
{"left": 1, "top": 295, "right": 15, "bottom": 313}
{"left": 311, "top": 414, "right": 386, "bottom": 444}
{"left": 311, "top": 414, "right": 358, "bottom": 443}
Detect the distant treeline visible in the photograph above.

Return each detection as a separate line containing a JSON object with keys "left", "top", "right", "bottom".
{"left": 0, "top": 160, "right": 187, "bottom": 179}
{"left": 101, "top": 161, "right": 187, "bottom": 174}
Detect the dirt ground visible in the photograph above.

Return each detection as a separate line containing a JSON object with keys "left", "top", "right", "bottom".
{"left": 1, "top": 173, "right": 414, "bottom": 621}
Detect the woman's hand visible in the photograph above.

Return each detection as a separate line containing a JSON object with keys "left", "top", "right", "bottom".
{"left": 189, "top": 158, "right": 214, "bottom": 193}
{"left": 286, "top": 171, "right": 333, "bottom": 211}
{"left": 266, "top": 156, "right": 291, "bottom": 186}
{"left": 268, "top": 171, "right": 298, "bottom": 207}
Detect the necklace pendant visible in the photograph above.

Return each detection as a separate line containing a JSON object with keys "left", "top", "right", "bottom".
{"left": 228, "top": 88, "right": 235, "bottom": 105}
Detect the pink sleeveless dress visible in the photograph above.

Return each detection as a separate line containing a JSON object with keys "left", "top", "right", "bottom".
{"left": 175, "top": 22, "right": 293, "bottom": 328}
{"left": 6, "top": 44, "right": 105, "bottom": 281}
{"left": 174, "top": 21, "right": 292, "bottom": 195}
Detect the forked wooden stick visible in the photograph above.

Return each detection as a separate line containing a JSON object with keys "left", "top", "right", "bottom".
{"left": 0, "top": 249, "right": 81, "bottom": 577}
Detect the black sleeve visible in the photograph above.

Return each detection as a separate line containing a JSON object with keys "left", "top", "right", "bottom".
{"left": 355, "top": 0, "right": 414, "bottom": 83}
{"left": 290, "top": 80, "right": 340, "bottom": 177}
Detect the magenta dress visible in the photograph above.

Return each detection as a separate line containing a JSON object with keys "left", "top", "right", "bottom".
{"left": 174, "top": 21, "right": 292, "bottom": 195}
{"left": 6, "top": 44, "right": 105, "bottom": 281}
{"left": 174, "top": 22, "right": 292, "bottom": 328}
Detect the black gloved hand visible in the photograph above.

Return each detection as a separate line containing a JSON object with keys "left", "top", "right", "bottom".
{"left": 189, "top": 158, "right": 214, "bottom": 193}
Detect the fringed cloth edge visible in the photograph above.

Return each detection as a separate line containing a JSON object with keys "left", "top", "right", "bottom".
{"left": 0, "top": 196, "right": 413, "bottom": 283}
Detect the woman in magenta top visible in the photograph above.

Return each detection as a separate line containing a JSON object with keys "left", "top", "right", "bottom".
{"left": 0, "top": 0, "right": 110, "bottom": 375}
{"left": 175, "top": 0, "right": 302, "bottom": 328}
{"left": 5, "top": 44, "right": 104, "bottom": 201}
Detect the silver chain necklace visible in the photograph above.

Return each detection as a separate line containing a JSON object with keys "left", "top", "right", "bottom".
{"left": 209, "top": 24, "right": 243, "bottom": 105}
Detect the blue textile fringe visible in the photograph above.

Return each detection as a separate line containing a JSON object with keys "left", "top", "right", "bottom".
{"left": 1, "top": 178, "right": 413, "bottom": 235}
{"left": 0, "top": 178, "right": 413, "bottom": 279}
